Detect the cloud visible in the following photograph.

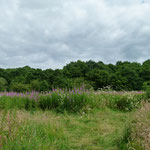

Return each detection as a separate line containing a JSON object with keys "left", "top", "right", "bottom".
{"left": 0, "top": 0, "right": 150, "bottom": 69}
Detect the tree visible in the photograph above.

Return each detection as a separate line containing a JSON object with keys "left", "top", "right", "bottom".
{"left": 31, "top": 80, "right": 49, "bottom": 91}
{"left": 0, "top": 59, "right": 147, "bottom": 91}
{"left": 63, "top": 60, "right": 88, "bottom": 78}
{"left": 110, "top": 73, "right": 128, "bottom": 91}
{"left": 86, "top": 69, "right": 110, "bottom": 90}
{"left": 141, "top": 59, "right": 150, "bottom": 81}
{"left": 10, "top": 83, "right": 31, "bottom": 92}
{"left": 31, "top": 80, "right": 41, "bottom": 91}
{"left": 39, "top": 80, "right": 49, "bottom": 91}
{"left": 0, "top": 77, "right": 7, "bottom": 91}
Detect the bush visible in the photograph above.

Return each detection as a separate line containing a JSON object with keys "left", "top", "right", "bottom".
{"left": 145, "top": 86, "right": 150, "bottom": 99}
{"left": 0, "top": 77, "right": 7, "bottom": 92}
{"left": 108, "top": 94, "right": 143, "bottom": 111}
{"left": 10, "top": 83, "right": 31, "bottom": 92}
{"left": 142, "top": 81, "right": 150, "bottom": 90}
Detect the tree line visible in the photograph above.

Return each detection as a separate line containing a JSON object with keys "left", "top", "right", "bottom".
{"left": 0, "top": 59, "right": 150, "bottom": 92}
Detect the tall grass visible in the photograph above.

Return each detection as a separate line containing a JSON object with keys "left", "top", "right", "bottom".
{"left": 0, "top": 90, "right": 146, "bottom": 112}
{"left": 0, "top": 88, "right": 92, "bottom": 113}
{"left": 89, "top": 92, "right": 144, "bottom": 112}
{"left": 0, "top": 110, "right": 69, "bottom": 150}
{"left": 0, "top": 90, "right": 149, "bottom": 149}
{"left": 117, "top": 102, "right": 150, "bottom": 150}
{"left": 128, "top": 102, "right": 150, "bottom": 150}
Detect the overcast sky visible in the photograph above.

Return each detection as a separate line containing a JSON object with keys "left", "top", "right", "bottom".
{"left": 0, "top": 0, "right": 150, "bottom": 69}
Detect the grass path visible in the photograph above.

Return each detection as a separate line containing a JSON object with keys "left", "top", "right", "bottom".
{"left": 60, "top": 109, "right": 132, "bottom": 150}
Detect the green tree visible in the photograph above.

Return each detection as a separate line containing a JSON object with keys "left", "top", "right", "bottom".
{"left": 110, "top": 73, "right": 128, "bottom": 91}
{"left": 40, "top": 80, "right": 49, "bottom": 91}
{"left": 63, "top": 60, "right": 88, "bottom": 78}
{"left": 0, "top": 77, "right": 7, "bottom": 91}
{"left": 10, "top": 83, "right": 31, "bottom": 92}
{"left": 141, "top": 59, "right": 150, "bottom": 81}
{"left": 86, "top": 69, "right": 110, "bottom": 90}
{"left": 31, "top": 80, "right": 41, "bottom": 91}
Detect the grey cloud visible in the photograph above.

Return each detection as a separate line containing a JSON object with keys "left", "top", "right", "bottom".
{"left": 0, "top": 0, "right": 150, "bottom": 69}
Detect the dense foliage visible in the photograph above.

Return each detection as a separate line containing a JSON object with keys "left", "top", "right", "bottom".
{"left": 0, "top": 90, "right": 145, "bottom": 113}
{"left": 0, "top": 59, "right": 150, "bottom": 92}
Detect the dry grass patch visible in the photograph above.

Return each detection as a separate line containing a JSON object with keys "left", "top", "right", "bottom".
{"left": 128, "top": 102, "right": 150, "bottom": 150}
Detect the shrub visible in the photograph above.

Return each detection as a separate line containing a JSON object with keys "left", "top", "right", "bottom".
{"left": 145, "top": 86, "right": 150, "bottom": 99}
{"left": 108, "top": 94, "right": 143, "bottom": 111}
{"left": 0, "top": 77, "right": 7, "bottom": 92}
{"left": 10, "top": 83, "right": 31, "bottom": 92}
{"left": 142, "top": 81, "right": 150, "bottom": 90}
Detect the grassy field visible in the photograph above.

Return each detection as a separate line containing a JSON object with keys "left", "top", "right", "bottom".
{"left": 0, "top": 90, "right": 149, "bottom": 150}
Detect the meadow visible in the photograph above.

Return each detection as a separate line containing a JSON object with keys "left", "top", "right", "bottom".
{"left": 0, "top": 88, "right": 150, "bottom": 150}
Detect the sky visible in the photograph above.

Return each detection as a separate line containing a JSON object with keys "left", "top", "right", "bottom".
{"left": 0, "top": 0, "right": 150, "bottom": 69}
